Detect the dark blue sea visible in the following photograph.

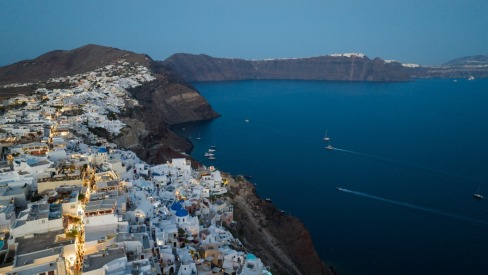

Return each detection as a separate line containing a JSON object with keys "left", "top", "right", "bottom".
{"left": 173, "top": 79, "right": 488, "bottom": 275}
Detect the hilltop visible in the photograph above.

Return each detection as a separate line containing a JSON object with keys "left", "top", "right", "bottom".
{"left": 0, "top": 44, "right": 152, "bottom": 85}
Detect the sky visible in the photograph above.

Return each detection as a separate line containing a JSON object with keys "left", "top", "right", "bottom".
{"left": 0, "top": 0, "right": 487, "bottom": 66}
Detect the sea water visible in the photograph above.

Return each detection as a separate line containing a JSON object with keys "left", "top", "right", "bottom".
{"left": 173, "top": 79, "right": 488, "bottom": 275}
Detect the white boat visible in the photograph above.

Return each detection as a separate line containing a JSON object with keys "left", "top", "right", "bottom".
{"left": 323, "top": 130, "right": 331, "bottom": 142}
{"left": 208, "top": 148, "right": 216, "bottom": 153}
{"left": 204, "top": 153, "right": 214, "bottom": 157}
{"left": 325, "top": 145, "right": 334, "bottom": 150}
{"left": 245, "top": 119, "right": 249, "bottom": 123}
{"left": 473, "top": 185, "right": 484, "bottom": 199}
{"left": 468, "top": 76, "right": 475, "bottom": 81}
{"left": 208, "top": 156, "right": 216, "bottom": 160}
{"left": 473, "top": 193, "right": 484, "bottom": 199}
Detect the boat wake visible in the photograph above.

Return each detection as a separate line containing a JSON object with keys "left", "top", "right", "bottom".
{"left": 336, "top": 187, "right": 488, "bottom": 226}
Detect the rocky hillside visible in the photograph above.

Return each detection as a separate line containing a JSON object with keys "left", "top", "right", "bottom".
{"left": 0, "top": 44, "right": 219, "bottom": 163}
{"left": 0, "top": 44, "right": 152, "bottom": 85}
{"left": 162, "top": 53, "right": 411, "bottom": 82}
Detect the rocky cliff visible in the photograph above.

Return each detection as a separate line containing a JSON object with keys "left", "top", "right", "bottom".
{"left": 162, "top": 53, "right": 411, "bottom": 82}
{"left": 117, "top": 62, "right": 220, "bottom": 163}
{"left": 226, "top": 175, "right": 333, "bottom": 275}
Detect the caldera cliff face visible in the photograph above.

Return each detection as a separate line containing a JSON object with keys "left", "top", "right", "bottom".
{"left": 162, "top": 53, "right": 411, "bottom": 82}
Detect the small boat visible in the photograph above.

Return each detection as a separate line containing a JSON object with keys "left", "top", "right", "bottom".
{"left": 210, "top": 145, "right": 217, "bottom": 148}
{"left": 208, "top": 156, "right": 216, "bottom": 160}
{"left": 265, "top": 198, "right": 272, "bottom": 203}
{"left": 243, "top": 175, "right": 253, "bottom": 179}
{"left": 204, "top": 153, "right": 215, "bottom": 157}
{"left": 325, "top": 145, "right": 334, "bottom": 150}
{"left": 196, "top": 133, "right": 201, "bottom": 140}
{"left": 473, "top": 193, "right": 484, "bottom": 199}
{"left": 473, "top": 185, "right": 484, "bottom": 199}
{"left": 323, "top": 130, "right": 331, "bottom": 142}
{"left": 208, "top": 149, "right": 216, "bottom": 153}
{"left": 245, "top": 119, "right": 249, "bottom": 123}
{"left": 468, "top": 76, "right": 475, "bottom": 81}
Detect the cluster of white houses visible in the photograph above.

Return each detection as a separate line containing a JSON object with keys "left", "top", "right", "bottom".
{"left": 0, "top": 62, "right": 271, "bottom": 274}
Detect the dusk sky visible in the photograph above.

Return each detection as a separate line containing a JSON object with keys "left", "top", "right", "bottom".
{"left": 1, "top": 0, "right": 487, "bottom": 66}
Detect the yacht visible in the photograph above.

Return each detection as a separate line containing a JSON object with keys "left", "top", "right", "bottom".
{"left": 204, "top": 152, "right": 214, "bottom": 157}
{"left": 473, "top": 193, "right": 484, "bottom": 199}
{"left": 325, "top": 145, "right": 334, "bottom": 150}
{"left": 208, "top": 148, "right": 216, "bottom": 153}
{"left": 323, "top": 130, "right": 331, "bottom": 142}
{"left": 473, "top": 185, "right": 484, "bottom": 199}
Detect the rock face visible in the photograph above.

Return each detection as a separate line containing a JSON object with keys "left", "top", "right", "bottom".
{"left": 227, "top": 175, "right": 333, "bottom": 275}
{"left": 118, "top": 64, "right": 220, "bottom": 163}
{"left": 162, "top": 53, "right": 411, "bottom": 82}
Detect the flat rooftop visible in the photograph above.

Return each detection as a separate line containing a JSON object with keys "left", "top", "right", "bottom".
{"left": 15, "top": 246, "right": 62, "bottom": 268}
{"left": 16, "top": 229, "right": 74, "bottom": 255}
{"left": 83, "top": 248, "right": 126, "bottom": 272}
{"left": 85, "top": 198, "right": 116, "bottom": 213}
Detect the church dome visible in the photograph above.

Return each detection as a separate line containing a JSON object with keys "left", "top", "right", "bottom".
{"left": 171, "top": 202, "right": 182, "bottom": 211}
{"left": 175, "top": 208, "right": 189, "bottom": 217}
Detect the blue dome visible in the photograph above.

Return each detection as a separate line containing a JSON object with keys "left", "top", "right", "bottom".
{"left": 98, "top": 147, "right": 108, "bottom": 153}
{"left": 175, "top": 208, "right": 189, "bottom": 217}
{"left": 170, "top": 202, "right": 182, "bottom": 211}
